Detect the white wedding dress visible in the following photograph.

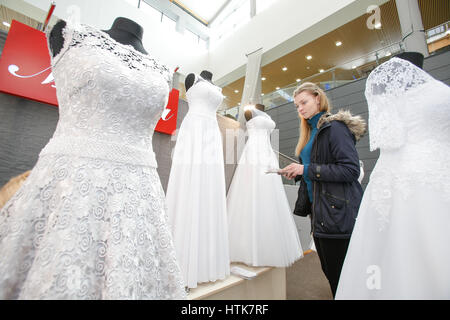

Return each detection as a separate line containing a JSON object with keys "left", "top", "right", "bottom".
{"left": 0, "top": 22, "right": 186, "bottom": 299}
{"left": 227, "top": 109, "right": 303, "bottom": 267}
{"left": 166, "top": 74, "right": 230, "bottom": 288}
{"left": 336, "top": 57, "right": 450, "bottom": 299}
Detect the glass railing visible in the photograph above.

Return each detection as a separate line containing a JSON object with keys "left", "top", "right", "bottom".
{"left": 426, "top": 20, "right": 449, "bottom": 43}
{"left": 219, "top": 41, "right": 405, "bottom": 118}
{"left": 219, "top": 21, "right": 449, "bottom": 118}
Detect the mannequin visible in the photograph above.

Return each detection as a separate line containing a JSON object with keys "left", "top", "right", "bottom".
{"left": 48, "top": 17, "right": 148, "bottom": 57}
{"left": 244, "top": 103, "right": 265, "bottom": 121}
{"left": 394, "top": 51, "right": 424, "bottom": 69}
{"left": 185, "top": 70, "right": 213, "bottom": 92}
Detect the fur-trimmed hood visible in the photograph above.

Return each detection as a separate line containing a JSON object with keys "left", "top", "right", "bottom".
{"left": 317, "top": 110, "right": 367, "bottom": 142}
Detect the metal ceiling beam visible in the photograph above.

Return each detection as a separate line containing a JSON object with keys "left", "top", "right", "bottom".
{"left": 209, "top": 0, "right": 233, "bottom": 25}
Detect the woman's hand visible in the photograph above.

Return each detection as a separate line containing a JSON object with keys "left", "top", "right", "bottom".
{"left": 279, "top": 163, "right": 304, "bottom": 180}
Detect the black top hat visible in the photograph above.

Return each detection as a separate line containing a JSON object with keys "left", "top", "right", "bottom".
{"left": 395, "top": 51, "right": 424, "bottom": 69}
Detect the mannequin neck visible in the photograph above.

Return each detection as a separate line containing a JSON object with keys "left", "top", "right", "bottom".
{"left": 104, "top": 17, "right": 147, "bottom": 54}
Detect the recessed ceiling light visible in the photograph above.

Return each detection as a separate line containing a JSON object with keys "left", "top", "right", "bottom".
{"left": 306, "top": 55, "right": 312, "bottom": 60}
{"left": 375, "top": 22, "right": 382, "bottom": 29}
{"left": 282, "top": 67, "right": 287, "bottom": 71}
{"left": 3, "top": 21, "right": 10, "bottom": 27}
{"left": 261, "top": 77, "right": 266, "bottom": 81}
{"left": 319, "top": 69, "right": 324, "bottom": 73}
{"left": 296, "top": 79, "right": 301, "bottom": 82}
{"left": 234, "top": 90, "right": 239, "bottom": 93}
{"left": 276, "top": 87, "right": 280, "bottom": 90}
{"left": 385, "top": 51, "right": 391, "bottom": 57}
{"left": 335, "top": 41, "right": 342, "bottom": 46}
{"left": 261, "top": 93, "right": 264, "bottom": 96}
{"left": 352, "top": 65, "right": 357, "bottom": 69}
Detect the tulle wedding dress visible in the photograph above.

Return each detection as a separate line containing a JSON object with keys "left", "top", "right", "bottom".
{"left": 0, "top": 22, "right": 186, "bottom": 299}
{"left": 227, "top": 108, "right": 303, "bottom": 267}
{"left": 336, "top": 57, "right": 450, "bottom": 299}
{"left": 166, "top": 74, "right": 230, "bottom": 289}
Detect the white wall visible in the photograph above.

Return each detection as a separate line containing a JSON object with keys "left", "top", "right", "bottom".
{"left": 15, "top": 0, "right": 208, "bottom": 76}
{"left": 5, "top": 0, "right": 388, "bottom": 86}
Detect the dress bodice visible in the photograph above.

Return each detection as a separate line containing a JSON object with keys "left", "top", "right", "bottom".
{"left": 185, "top": 75, "right": 223, "bottom": 118}
{"left": 246, "top": 111, "right": 276, "bottom": 139}
{"left": 364, "top": 57, "right": 450, "bottom": 228}
{"left": 366, "top": 57, "right": 450, "bottom": 154}
{"left": 43, "top": 23, "right": 173, "bottom": 167}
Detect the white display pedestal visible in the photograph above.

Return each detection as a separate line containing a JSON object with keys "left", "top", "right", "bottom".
{"left": 187, "top": 263, "right": 286, "bottom": 300}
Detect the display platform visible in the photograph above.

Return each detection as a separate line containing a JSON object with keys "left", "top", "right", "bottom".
{"left": 187, "top": 263, "right": 286, "bottom": 300}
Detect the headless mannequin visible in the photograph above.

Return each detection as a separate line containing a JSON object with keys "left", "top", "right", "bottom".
{"left": 48, "top": 17, "right": 148, "bottom": 57}
{"left": 185, "top": 70, "right": 213, "bottom": 92}
{"left": 395, "top": 51, "right": 424, "bottom": 69}
{"left": 244, "top": 103, "right": 265, "bottom": 121}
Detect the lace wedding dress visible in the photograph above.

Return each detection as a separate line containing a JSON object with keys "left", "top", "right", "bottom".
{"left": 336, "top": 57, "right": 450, "bottom": 299}
{"left": 227, "top": 109, "right": 302, "bottom": 267}
{"left": 166, "top": 74, "right": 230, "bottom": 288}
{"left": 0, "top": 22, "right": 186, "bottom": 299}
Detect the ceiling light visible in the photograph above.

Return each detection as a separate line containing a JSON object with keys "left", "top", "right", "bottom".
{"left": 234, "top": 90, "right": 239, "bottom": 93}
{"left": 261, "top": 77, "right": 266, "bottom": 81}
{"left": 375, "top": 22, "right": 382, "bottom": 29}
{"left": 319, "top": 69, "right": 324, "bottom": 73}
{"left": 276, "top": 87, "right": 280, "bottom": 90}
{"left": 385, "top": 51, "right": 391, "bottom": 57}
{"left": 261, "top": 93, "right": 264, "bottom": 96}
{"left": 296, "top": 79, "right": 301, "bottom": 82}
{"left": 306, "top": 55, "right": 312, "bottom": 60}
{"left": 335, "top": 41, "right": 342, "bottom": 46}
{"left": 3, "top": 21, "right": 11, "bottom": 27}
{"left": 282, "top": 67, "right": 287, "bottom": 71}
{"left": 352, "top": 66, "right": 357, "bottom": 69}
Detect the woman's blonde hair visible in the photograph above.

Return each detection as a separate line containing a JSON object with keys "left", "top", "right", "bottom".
{"left": 293, "top": 82, "right": 331, "bottom": 156}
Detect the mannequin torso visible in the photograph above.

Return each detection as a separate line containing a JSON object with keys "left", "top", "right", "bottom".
{"left": 48, "top": 17, "right": 148, "bottom": 57}
{"left": 185, "top": 70, "right": 213, "bottom": 92}
{"left": 245, "top": 104, "right": 266, "bottom": 121}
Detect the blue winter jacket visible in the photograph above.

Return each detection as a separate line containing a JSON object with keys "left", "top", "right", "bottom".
{"left": 301, "top": 111, "right": 366, "bottom": 239}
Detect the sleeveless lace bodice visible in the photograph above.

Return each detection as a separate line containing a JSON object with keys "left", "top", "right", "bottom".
{"left": 43, "top": 23, "right": 173, "bottom": 167}
{"left": 185, "top": 74, "right": 223, "bottom": 119}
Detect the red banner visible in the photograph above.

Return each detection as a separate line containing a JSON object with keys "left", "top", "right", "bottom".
{"left": 0, "top": 20, "right": 178, "bottom": 135}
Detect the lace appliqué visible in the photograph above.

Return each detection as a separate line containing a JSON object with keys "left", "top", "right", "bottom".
{"left": 365, "top": 57, "right": 450, "bottom": 231}
{"left": 0, "top": 154, "right": 186, "bottom": 299}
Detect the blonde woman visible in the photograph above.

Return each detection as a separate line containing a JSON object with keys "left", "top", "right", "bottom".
{"left": 279, "top": 82, "right": 366, "bottom": 298}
